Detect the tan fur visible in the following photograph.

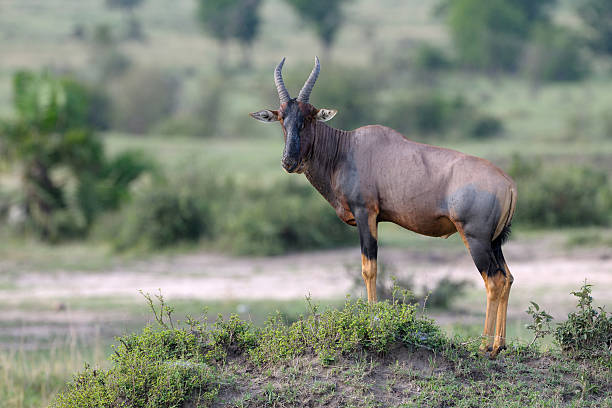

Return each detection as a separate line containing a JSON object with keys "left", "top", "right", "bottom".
{"left": 361, "top": 254, "right": 378, "bottom": 303}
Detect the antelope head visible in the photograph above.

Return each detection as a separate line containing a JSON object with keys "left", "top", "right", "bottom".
{"left": 250, "top": 57, "right": 337, "bottom": 173}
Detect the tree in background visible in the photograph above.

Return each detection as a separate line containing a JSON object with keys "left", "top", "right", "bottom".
{"left": 523, "top": 25, "right": 589, "bottom": 85}
{"left": 196, "top": 0, "right": 262, "bottom": 68}
{"left": 577, "top": 0, "right": 612, "bottom": 56}
{"left": 444, "top": 0, "right": 556, "bottom": 72}
{"left": 105, "top": 0, "right": 146, "bottom": 40}
{"left": 0, "top": 71, "right": 151, "bottom": 241}
{"left": 284, "top": 0, "right": 351, "bottom": 60}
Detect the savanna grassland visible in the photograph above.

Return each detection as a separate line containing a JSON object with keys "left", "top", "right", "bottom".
{"left": 1, "top": 0, "right": 612, "bottom": 406}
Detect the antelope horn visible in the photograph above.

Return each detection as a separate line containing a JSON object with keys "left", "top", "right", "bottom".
{"left": 274, "top": 57, "right": 290, "bottom": 103}
{"left": 297, "top": 56, "right": 320, "bottom": 103}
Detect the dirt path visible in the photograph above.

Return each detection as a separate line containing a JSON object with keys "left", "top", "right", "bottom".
{"left": 1, "top": 239, "right": 611, "bottom": 350}
{"left": 3, "top": 241, "right": 612, "bottom": 314}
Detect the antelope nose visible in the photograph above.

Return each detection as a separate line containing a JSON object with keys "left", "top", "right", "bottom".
{"left": 281, "top": 156, "right": 298, "bottom": 173}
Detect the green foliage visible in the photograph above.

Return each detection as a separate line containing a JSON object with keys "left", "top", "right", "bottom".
{"left": 577, "top": 0, "right": 612, "bottom": 56}
{"left": 525, "top": 301, "right": 554, "bottom": 347}
{"left": 554, "top": 282, "right": 612, "bottom": 359}
{"left": 52, "top": 287, "right": 612, "bottom": 407}
{"left": 306, "top": 65, "right": 379, "bottom": 131}
{"left": 379, "top": 92, "right": 501, "bottom": 139}
{"left": 381, "top": 92, "right": 470, "bottom": 136}
{"left": 115, "top": 170, "right": 355, "bottom": 254}
{"left": 284, "top": 0, "right": 352, "bottom": 49}
{"left": 12, "top": 70, "right": 110, "bottom": 131}
{"left": 508, "top": 154, "right": 612, "bottom": 227}
{"left": 0, "top": 71, "right": 151, "bottom": 241}
{"left": 445, "top": 0, "right": 556, "bottom": 72}
{"left": 196, "top": 0, "right": 262, "bottom": 45}
{"left": 423, "top": 277, "right": 471, "bottom": 310}
{"left": 151, "top": 76, "right": 225, "bottom": 137}
{"left": 350, "top": 265, "right": 469, "bottom": 310}
{"left": 411, "top": 43, "right": 452, "bottom": 73}
{"left": 53, "top": 329, "right": 220, "bottom": 408}
{"left": 110, "top": 68, "right": 179, "bottom": 134}
{"left": 465, "top": 114, "right": 504, "bottom": 138}
{"left": 77, "top": 150, "right": 155, "bottom": 225}
{"left": 53, "top": 294, "right": 445, "bottom": 407}
{"left": 115, "top": 180, "right": 213, "bottom": 250}
{"left": 523, "top": 25, "right": 590, "bottom": 83}
{"left": 447, "top": 0, "right": 528, "bottom": 71}
{"left": 253, "top": 295, "right": 444, "bottom": 365}
{"left": 224, "top": 179, "right": 356, "bottom": 255}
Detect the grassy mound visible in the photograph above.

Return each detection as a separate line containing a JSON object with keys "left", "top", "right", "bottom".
{"left": 52, "top": 294, "right": 611, "bottom": 408}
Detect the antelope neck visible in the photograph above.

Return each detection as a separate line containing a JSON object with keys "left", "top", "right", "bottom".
{"left": 303, "top": 121, "right": 352, "bottom": 201}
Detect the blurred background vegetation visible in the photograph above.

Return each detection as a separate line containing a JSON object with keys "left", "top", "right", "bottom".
{"left": 1, "top": 0, "right": 612, "bottom": 251}
{"left": 1, "top": 0, "right": 612, "bottom": 405}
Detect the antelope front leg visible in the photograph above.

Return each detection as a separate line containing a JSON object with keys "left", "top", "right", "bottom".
{"left": 355, "top": 208, "right": 378, "bottom": 303}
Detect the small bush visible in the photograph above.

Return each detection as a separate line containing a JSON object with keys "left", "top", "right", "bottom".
{"left": 423, "top": 277, "right": 471, "bottom": 309}
{"left": 224, "top": 180, "right": 356, "bottom": 255}
{"left": 411, "top": 43, "right": 452, "bottom": 73}
{"left": 465, "top": 114, "right": 503, "bottom": 139}
{"left": 115, "top": 183, "right": 213, "bottom": 250}
{"left": 509, "top": 155, "right": 612, "bottom": 227}
{"left": 378, "top": 92, "right": 471, "bottom": 136}
{"left": 554, "top": 283, "right": 612, "bottom": 358}
{"left": 348, "top": 264, "right": 469, "bottom": 310}
{"left": 114, "top": 172, "right": 355, "bottom": 254}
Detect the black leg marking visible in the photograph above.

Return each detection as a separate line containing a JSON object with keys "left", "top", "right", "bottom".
{"left": 354, "top": 208, "right": 377, "bottom": 260}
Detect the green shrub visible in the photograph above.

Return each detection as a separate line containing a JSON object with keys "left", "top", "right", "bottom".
{"left": 444, "top": 0, "right": 555, "bottom": 72}
{"left": 253, "top": 296, "right": 444, "bottom": 365}
{"left": 115, "top": 183, "right": 213, "bottom": 250}
{"left": 509, "top": 155, "right": 612, "bottom": 227}
{"left": 423, "top": 277, "right": 471, "bottom": 309}
{"left": 379, "top": 92, "right": 471, "bottom": 136}
{"left": 1, "top": 71, "right": 151, "bottom": 241}
{"left": 523, "top": 25, "right": 590, "bottom": 83}
{"left": 53, "top": 295, "right": 445, "bottom": 407}
{"left": 348, "top": 264, "right": 469, "bottom": 310}
{"left": 465, "top": 114, "right": 504, "bottom": 139}
{"left": 411, "top": 43, "right": 452, "bottom": 73}
{"left": 224, "top": 179, "right": 356, "bottom": 255}
{"left": 53, "top": 327, "right": 221, "bottom": 408}
{"left": 554, "top": 283, "right": 612, "bottom": 358}
{"left": 114, "top": 172, "right": 356, "bottom": 254}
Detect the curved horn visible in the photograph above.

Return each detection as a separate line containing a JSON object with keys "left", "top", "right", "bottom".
{"left": 297, "top": 56, "right": 320, "bottom": 103}
{"left": 274, "top": 57, "right": 290, "bottom": 103}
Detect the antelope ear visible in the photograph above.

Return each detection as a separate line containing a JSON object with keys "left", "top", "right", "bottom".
{"left": 315, "top": 108, "right": 337, "bottom": 122}
{"left": 249, "top": 110, "right": 279, "bottom": 123}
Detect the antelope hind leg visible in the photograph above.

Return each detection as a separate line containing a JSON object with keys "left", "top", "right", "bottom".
{"left": 490, "top": 262, "right": 513, "bottom": 358}
{"left": 455, "top": 224, "right": 503, "bottom": 354}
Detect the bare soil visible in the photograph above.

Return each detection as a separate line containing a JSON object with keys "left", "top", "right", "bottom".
{"left": 3, "top": 240, "right": 611, "bottom": 306}
{"left": 1, "top": 239, "right": 611, "bottom": 349}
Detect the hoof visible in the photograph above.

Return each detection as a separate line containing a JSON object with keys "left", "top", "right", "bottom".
{"left": 478, "top": 344, "right": 493, "bottom": 353}
{"left": 489, "top": 344, "right": 506, "bottom": 359}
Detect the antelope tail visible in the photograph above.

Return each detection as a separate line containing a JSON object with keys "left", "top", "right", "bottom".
{"left": 493, "top": 186, "right": 516, "bottom": 243}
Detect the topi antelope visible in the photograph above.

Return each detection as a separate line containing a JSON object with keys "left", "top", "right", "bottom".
{"left": 250, "top": 57, "right": 517, "bottom": 358}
